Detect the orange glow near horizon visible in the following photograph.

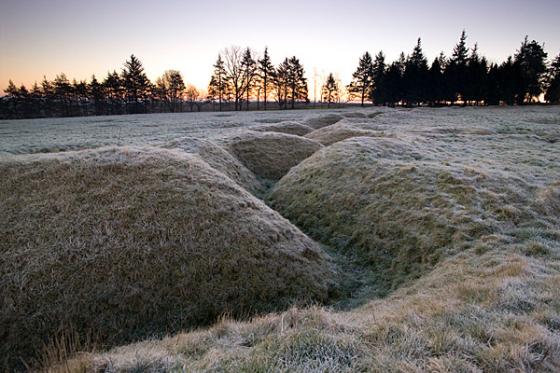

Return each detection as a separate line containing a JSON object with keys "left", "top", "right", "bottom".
{"left": 1, "top": 0, "right": 559, "bottom": 101}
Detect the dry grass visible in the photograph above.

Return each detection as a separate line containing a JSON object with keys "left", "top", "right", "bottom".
{"left": 225, "top": 131, "right": 322, "bottom": 181}
{"left": 57, "top": 248, "right": 560, "bottom": 372}
{"left": 0, "top": 146, "right": 336, "bottom": 371}
{"left": 250, "top": 121, "right": 314, "bottom": 136}
{"left": 304, "top": 114, "right": 344, "bottom": 129}
{"left": 269, "top": 136, "right": 558, "bottom": 291}
{"left": 164, "top": 136, "right": 264, "bottom": 194}
{"left": 304, "top": 121, "right": 391, "bottom": 146}
{"left": 3, "top": 106, "right": 560, "bottom": 372}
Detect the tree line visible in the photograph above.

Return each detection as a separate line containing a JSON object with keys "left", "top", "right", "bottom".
{"left": 207, "top": 46, "right": 308, "bottom": 111}
{"left": 345, "top": 32, "right": 559, "bottom": 107}
{"left": 1, "top": 55, "right": 202, "bottom": 119}
{"left": 2, "top": 32, "right": 560, "bottom": 119}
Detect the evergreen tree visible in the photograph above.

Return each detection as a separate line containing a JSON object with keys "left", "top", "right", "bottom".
{"left": 4, "top": 80, "right": 18, "bottom": 96}
{"left": 53, "top": 73, "right": 71, "bottom": 116}
{"left": 347, "top": 52, "right": 373, "bottom": 106}
{"left": 402, "top": 38, "right": 429, "bottom": 106}
{"left": 384, "top": 53, "right": 406, "bottom": 106}
{"left": 499, "top": 57, "right": 517, "bottom": 105}
{"left": 447, "top": 30, "right": 469, "bottom": 103}
{"left": 273, "top": 57, "right": 308, "bottom": 109}
{"left": 208, "top": 54, "right": 229, "bottom": 111}
{"left": 322, "top": 73, "right": 339, "bottom": 107}
{"left": 514, "top": 36, "right": 548, "bottom": 104}
{"left": 465, "top": 44, "right": 488, "bottom": 105}
{"left": 104, "top": 70, "right": 123, "bottom": 114}
{"left": 545, "top": 53, "right": 560, "bottom": 104}
{"left": 3, "top": 80, "right": 20, "bottom": 117}
{"left": 241, "top": 48, "right": 257, "bottom": 110}
{"left": 89, "top": 75, "right": 104, "bottom": 115}
{"left": 122, "top": 54, "right": 150, "bottom": 113}
{"left": 485, "top": 63, "right": 501, "bottom": 105}
{"left": 288, "top": 57, "right": 308, "bottom": 109}
{"left": 258, "top": 47, "right": 275, "bottom": 110}
{"left": 371, "top": 51, "right": 386, "bottom": 105}
{"left": 427, "top": 53, "right": 446, "bottom": 106}
{"left": 275, "top": 58, "right": 290, "bottom": 109}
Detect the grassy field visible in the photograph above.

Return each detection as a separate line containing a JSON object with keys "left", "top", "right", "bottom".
{"left": 1, "top": 106, "right": 559, "bottom": 372}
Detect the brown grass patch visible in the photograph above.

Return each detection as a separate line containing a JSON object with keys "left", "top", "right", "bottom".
{"left": 251, "top": 121, "right": 314, "bottom": 136}
{"left": 225, "top": 131, "right": 322, "bottom": 181}
{"left": 0, "top": 147, "right": 336, "bottom": 371}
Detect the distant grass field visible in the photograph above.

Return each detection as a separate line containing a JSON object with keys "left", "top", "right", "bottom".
{"left": 1, "top": 106, "right": 560, "bottom": 372}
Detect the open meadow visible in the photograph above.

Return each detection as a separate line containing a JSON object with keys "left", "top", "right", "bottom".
{"left": 1, "top": 106, "right": 560, "bottom": 372}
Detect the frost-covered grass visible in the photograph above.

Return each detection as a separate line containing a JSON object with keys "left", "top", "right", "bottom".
{"left": 0, "top": 147, "right": 335, "bottom": 371}
{"left": 1, "top": 106, "right": 560, "bottom": 372}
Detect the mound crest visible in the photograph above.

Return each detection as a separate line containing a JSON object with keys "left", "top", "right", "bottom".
{"left": 0, "top": 147, "right": 335, "bottom": 370}
{"left": 304, "top": 114, "right": 343, "bottom": 129}
{"left": 269, "top": 137, "right": 538, "bottom": 290}
{"left": 251, "top": 121, "right": 314, "bottom": 136}
{"left": 225, "top": 131, "right": 322, "bottom": 181}
{"left": 165, "top": 136, "right": 263, "bottom": 194}
{"left": 305, "top": 122, "right": 389, "bottom": 146}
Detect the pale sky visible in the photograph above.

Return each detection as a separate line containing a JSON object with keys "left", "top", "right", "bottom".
{"left": 1, "top": 0, "right": 559, "bottom": 97}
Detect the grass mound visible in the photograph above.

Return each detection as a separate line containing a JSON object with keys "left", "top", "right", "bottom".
{"left": 225, "top": 131, "right": 322, "bottom": 181}
{"left": 269, "top": 136, "right": 553, "bottom": 291}
{"left": 304, "top": 114, "right": 344, "bottom": 129}
{"left": 305, "top": 121, "right": 390, "bottom": 146}
{"left": 54, "top": 247, "right": 560, "bottom": 373}
{"left": 251, "top": 121, "right": 314, "bottom": 136}
{"left": 0, "top": 147, "right": 336, "bottom": 371}
{"left": 165, "top": 136, "right": 263, "bottom": 194}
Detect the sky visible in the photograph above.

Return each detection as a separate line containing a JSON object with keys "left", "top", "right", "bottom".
{"left": 1, "top": 0, "right": 559, "bottom": 100}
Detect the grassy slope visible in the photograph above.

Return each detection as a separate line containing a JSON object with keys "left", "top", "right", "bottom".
{"left": 3, "top": 106, "right": 560, "bottom": 372}
{"left": 0, "top": 146, "right": 336, "bottom": 371}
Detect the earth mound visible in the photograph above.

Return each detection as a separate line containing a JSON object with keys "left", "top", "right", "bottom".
{"left": 305, "top": 122, "right": 389, "bottom": 146}
{"left": 251, "top": 121, "right": 314, "bottom": 136}
{"left": 165, "top": 136, "right": 263, "bottom": 194}
{"left": 304, "top": 114, "right": 344, "bottom": 129}
{"left": 269, "top": 136, "right": 543, "bottom": 290}
{"left": 0, "top": 147, "right": 336, "bottom": 370}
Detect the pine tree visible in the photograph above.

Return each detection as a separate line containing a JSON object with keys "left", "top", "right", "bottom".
{"left": 465, "top": 44, "right": 488, "bottom": 105}
{"left": 104, "top": 71, "right": 123, "bottom": 114}
{"left": 4, "top": 80, "right": 18, "bottom": 96}
{"left": 258, "top": 47, "right": 275, "bottom": 110}
{"left": 427, "top": 53, "right": 446, "bottom": 106}
{"left": 403, "top": 38, "right": 429, "bottom": 106}
{"left": 347, "top": 52, "right": 373, "bottom": 106}
{"left": 122, "top": 54, "right": 150, "bottom": 113}
{"left": 53, "top": 73, "right": 71, "bottom": 116}
{"left": 447, "top": 30, "right": 469, "bottom": 103}
{"left": 499, "top": 57, "right": 517, "bottom": 105}
{"left": 545, "top": 53, "right": 560, "bottom": 104}
{"left": 383, "top": 53, "right": 406, "bottom": 106}
{"left": 322, "top": 73, "right": 339, "bottom": 107}
{"left": 371, "top": 51, "right": 386, "bottom": 105}
{"left": 275, "top": 58, "right": 289, "bottom": 109}
{"left": 288, "top": 57, "right": 308, "bottom": 109}
{"left": 208, "top": 54, "right": 229, "bottom": 111}
{"left": 241, "top": 48, "right": 257, "bottom": 110}
{"left": 485, "top": 63, "right": 501, "bottom": 105}
{"left": 514, "top": 36, "right": 548, "bottom": 104}
{"left": 89, "top": 75, "right": 104, "bottom": 115}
